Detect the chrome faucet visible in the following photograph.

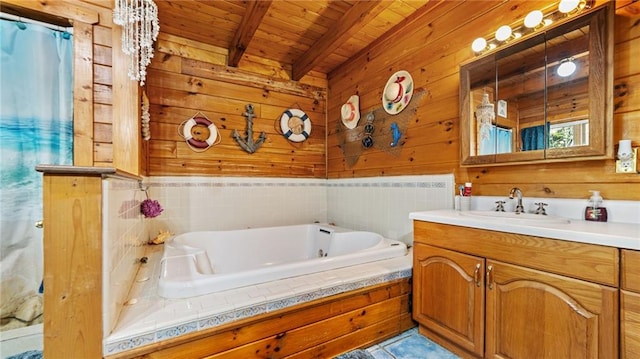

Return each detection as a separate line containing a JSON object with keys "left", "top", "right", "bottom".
{"left": 509, "top": 187, "right": 525, "bottom": 214}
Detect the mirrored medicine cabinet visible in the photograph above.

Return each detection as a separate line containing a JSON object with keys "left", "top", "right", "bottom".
{"left": 459, "top": 3, "right": 613, "bottom": 167}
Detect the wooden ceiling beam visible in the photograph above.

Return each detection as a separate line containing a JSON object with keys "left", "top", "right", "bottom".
{"left": 291, "top": 0, "right": 391, "bottom": 81}
{"left": 228, "top": 0, "right": 272, "bottom": 67}
{"left": 0, "top": 0, "right": 99, "bottom": 25}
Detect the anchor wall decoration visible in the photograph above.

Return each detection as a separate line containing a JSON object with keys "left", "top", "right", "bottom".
{"left": 233, "top": 104, "right": 266, "bottom": 154}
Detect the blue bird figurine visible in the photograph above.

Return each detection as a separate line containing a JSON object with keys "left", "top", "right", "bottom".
{"left": 390, "top": 122, "right": 402, "bottom": 147}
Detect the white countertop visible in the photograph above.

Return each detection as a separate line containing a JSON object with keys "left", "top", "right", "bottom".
{"left": 410, "top": 209, "right": 640, "bottom": 250}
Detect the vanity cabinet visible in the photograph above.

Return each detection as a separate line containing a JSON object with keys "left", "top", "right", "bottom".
{"left": 621, "top": 249, "right": 640, "bottom": 358}
{"left": 413, "top": 221, "right": 619, "bottom": 358}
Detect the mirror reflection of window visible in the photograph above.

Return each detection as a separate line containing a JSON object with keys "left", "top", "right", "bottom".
{"left": 549, "top": 119, "right": 589, "bottom": 148}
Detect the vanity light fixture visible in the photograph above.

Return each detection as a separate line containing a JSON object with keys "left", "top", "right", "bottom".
{"left": 556, "top": 57, "right": 577, "bottom": 77}
{"left": 470, "top": 1, "right": 590, "bottom": 56}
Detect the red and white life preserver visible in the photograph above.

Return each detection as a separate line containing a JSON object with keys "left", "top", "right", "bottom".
{"left": 280, "top": 109, "right": 311, "bottom": 142}
{"left": 182, "top": 116, "right": 217, "bottom": 149}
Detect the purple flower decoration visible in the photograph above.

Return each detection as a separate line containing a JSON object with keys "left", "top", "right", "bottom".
{"left": 141, "top": 199, "right": 163, "bottom": 218}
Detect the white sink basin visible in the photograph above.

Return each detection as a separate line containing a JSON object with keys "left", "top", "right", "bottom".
{"left": 459, "top": 211, "right": 570, "bottom": 224}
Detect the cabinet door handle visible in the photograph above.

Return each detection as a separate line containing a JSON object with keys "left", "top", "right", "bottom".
{"left": 473, "top": 263, "right": 481, "bottom": 287}
{"left": 486, "top": 265, "right": 494, "bottom": 290}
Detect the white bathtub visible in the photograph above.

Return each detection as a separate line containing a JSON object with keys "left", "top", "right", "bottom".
{"left": 158, "top": 224, "right": 408, "bottom": 298}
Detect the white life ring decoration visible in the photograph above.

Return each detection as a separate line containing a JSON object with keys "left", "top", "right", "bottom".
{"left": 280, "top": 108, "right": 311, "bottom": 142}
{"left": 178, "top": 112, "right": 220, "bottom": 152}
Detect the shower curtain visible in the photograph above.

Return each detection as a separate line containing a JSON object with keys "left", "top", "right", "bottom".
{"left": 0, "top": 19, "right": 73, "bottom": 330}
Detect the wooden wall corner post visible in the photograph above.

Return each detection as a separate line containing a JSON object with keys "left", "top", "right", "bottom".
{"left": 72, "top": 20, "right": 95, "bottom": 167}
{"left": 42, "top": 174, "right": 103, "bottom": 358}
{"left": 111, "top": 24, "right": 142, "bottom": 176}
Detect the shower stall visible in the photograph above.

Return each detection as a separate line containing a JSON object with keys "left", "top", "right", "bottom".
{"left": 0, "top": 15, "right": 73, "bottom": 341}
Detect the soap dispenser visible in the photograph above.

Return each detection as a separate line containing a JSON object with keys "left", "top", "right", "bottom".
{"left": 584, "top": 190, "right": 608, "bottom": 222}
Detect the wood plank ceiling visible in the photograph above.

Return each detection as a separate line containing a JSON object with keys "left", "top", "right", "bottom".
{"left": 156, "top": 0, "right": 430, "bottom": 80}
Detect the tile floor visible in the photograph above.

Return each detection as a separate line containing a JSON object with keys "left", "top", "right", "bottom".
{"left": 366, "top": 328, "right": 459, "bottom": 359}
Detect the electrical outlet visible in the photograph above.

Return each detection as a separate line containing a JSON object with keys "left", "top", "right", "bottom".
{"left": 616, "top": 148, "right": 638, "bottom": 173}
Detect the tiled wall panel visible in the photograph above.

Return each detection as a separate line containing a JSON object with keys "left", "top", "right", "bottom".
{"left": 146, "top": 177, "right": 328, "bottom": 235}
{"left": 327, "top": 175, "right": 455, "bottom": 244}
{"left": 102, "top": 178, "right": 147, "bottom": 336}
{"left": 146, "top": 175, "right": 454, "bottom": 243}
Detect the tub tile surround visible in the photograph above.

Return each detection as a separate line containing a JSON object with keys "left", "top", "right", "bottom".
{"left": 145, "top": 177, "right": 328, "bottom": 235}
{"left": 327, "top": 174, "right": 455, "bottom": 244}
{"left": 103, "top": 244, "right": 412, "bottom": 355}
{"left": 102, "top": 178, "right": 148, "bottom": 336}
{"left": 101, "top": 175, "right": 453, "bottom": 355}
{"left": 146, "top": 175, "right": 455, "bottom": 241}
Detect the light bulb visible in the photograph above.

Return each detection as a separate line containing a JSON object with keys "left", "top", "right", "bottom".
{"left": 557, "top": 58, "right": 577, "bottom": 77}
{"left": 524, "top": 10, "right": 544, "bottom": 28}
{"left": 495, "top": 25, "right": 512, "bottom": 42}
{"left": 559, "top": 0, "right": 581, "bottom": 13}
{"left": 472, "top": 37, "right": 487, "bottom": 52}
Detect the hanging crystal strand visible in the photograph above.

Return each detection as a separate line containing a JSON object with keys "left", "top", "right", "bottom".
{"left": 131, "top": 18, "right": 138, "bottom": 81}
{"left": 137, "top": 1, "right": 144, "bottom": 83}
{"left": 112, "top": 0, "right": 159, "bottom": 85}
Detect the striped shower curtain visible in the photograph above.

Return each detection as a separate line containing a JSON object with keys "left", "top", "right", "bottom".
{"left": 0, "top": 18, "right": 73, "bottom": 330}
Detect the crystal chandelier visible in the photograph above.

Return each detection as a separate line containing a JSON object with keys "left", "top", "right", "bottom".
{"left": 476, "top": 93, "right": 495, "bottom": 140}
{"left": 113, "top": 0, "right": 160, "bottom": 85}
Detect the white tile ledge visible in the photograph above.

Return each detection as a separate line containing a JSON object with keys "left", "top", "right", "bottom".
{"left": 103, "top": 251, "right": 412, "bottom": 356}
{"left": 410, "top": 210, "right": 640, "bottom": 250}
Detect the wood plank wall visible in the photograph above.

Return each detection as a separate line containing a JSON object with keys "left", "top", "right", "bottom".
{"left": 327, "top": 0, "right": 640, "bottom": 201}
{"left": 90, "top": 1, "right": 116, "bottom": 168}
{"left": 144, "top": 33, "right": 328, "bottom": 178}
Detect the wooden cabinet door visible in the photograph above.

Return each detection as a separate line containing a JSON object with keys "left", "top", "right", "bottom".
{"left": 413, "top": 243, "right": 485, "bottom": 357}
{"left": 622, "top": 290, "right": 640, "bottom": 359}
{"left": 622, "top": 249, "right": 640, "bottom": 359}
{"left": 485, "top": 260, "right": 618, "bottom": 359}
